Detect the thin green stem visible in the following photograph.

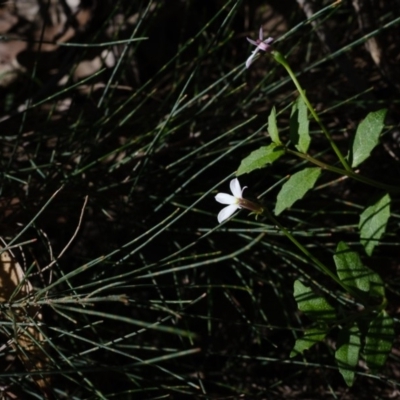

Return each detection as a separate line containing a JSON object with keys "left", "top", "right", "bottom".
{"left": 286, "top": 148, "right": 400, "bottom": 193}
{"left": 272, "top": 50, "right": 352, "bottom": 172}
{"left": 261, "top": 207, "right": 348, "bottom": 291}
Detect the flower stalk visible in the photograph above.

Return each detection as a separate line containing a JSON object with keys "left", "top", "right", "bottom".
{"left": 272, "top": 50, "right": 351, "bottom": 172}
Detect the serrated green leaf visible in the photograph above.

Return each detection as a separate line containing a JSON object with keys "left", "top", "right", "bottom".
{"left": 290, "top": 326, "right": 327, "bottom": 357}
{"left": 351, "top": 109, "right": 387, "bottom": 167}
{"left": 268, "top": 106, "right": 281, "bottom": 145}
{"left": 333, "top": 242, "right": 384, "bottom": 301}
{"left": 290, "top": 96, "right": 310, "bottom": 153}
{"left": 335, "top": 324, "right": 361, "bottom": 387}
{"left": 274, "top": 167, "right": 321, "bottom": 215}
{"left": 236, "top": 144, "right": 285, "bottom": 176}
{"left": 293, "top": 280, "right": 336, "bottom": 321}
{"left": 359, "top": 194, "right": 391, "bottom": 256}
{"left": 364, "top": 311, "right": 394, "bottom": 371}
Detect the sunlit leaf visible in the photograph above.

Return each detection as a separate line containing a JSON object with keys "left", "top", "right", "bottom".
{"left": 293, "top": 280, "right": 336, "bottom": 321}
{"left": 333, "top": 242, "right": 384, "bottom": 300}
{"left": 368, "top": 269, "right": 385, "bottom": 300}
{"left": 351, "top": 109, "right": 387, "bottom": 167}
{"left": 290, "top": 326, "right": 328, "bottom": 357}
{"left": 275, "top": 167, "right": 321, "bottom": 215}
{"left": 335, "top": 324, "right": 361, "bottom": 387}
{"left": 359, "top": 194, "right": 391, "bottom": 256}
{"left": 236, "top": 143, "right": 285, "bottom": 176}
{"left": 334, "top": 242, "right": 371, "bottom": 293}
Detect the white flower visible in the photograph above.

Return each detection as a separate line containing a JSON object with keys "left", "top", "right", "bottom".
{"left": 215, "top": 178, "right": 246, "bottom": 223}
{"left": 246, "top": 27, "right": 274, "bottom": 68}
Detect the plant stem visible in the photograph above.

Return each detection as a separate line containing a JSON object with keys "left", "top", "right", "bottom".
{"left": 261, "top": 206, "right": 348, "bottom": 290}
{"left": 286, "top": 148, "right": 400, "bottom": 193}
{"left": 272, "top": 50, "right": 352, "bottom": 172}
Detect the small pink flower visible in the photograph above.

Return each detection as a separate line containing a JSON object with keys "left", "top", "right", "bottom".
{"left": 246, "top": 27, "right": 274, "bottom": 68}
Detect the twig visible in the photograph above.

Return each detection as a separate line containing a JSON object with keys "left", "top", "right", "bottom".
{"left": 39, "top": 195, "right": 89, "bottom": 274}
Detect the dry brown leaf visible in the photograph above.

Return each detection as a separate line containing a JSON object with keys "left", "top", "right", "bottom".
{"left": 0, "top": 246, "right": 51, "bottom": 398}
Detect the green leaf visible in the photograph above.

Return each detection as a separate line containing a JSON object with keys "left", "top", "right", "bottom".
{"left": 351, "top": 109, "right": 387, "bottom": 167}
{"left": 236, "top": 143, "right": 284, "bottom": 176}
{"left": 274, "top": 167, "right": 321, "bottom": 215}
{"left": 359, "top": 194, "right": 391, "bottom": 256}
{"left": 293, "top": 280, "right": 336, "bottom": 322}
{"left": 368, "top": 269, "right": 385, "bottom": 300}
{"left": 364, "top": 311, "right": 394, "bottom": 371}
{"left": 290, "top": 326, "right": 328, "bottom": 357}
{"left": 334, "top": 242, "right": 371, "bottom": 293}
{"left": 290, "top": 96, "right": 310, "bottom": 153}
{"left": 268, "top": 106, "right": 281, "bottom": 145}
{"left": 333, "top": 242, "right": 384, "bottom": 300}
{"left": 335, "top": 324, "right": 361, "bottom": 387}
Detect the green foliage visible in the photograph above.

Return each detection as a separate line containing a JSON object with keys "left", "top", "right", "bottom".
{"left": 359, "top": 194, "right": 391, "bottom": 256}
{"left": 292, "top": 242, "right": 392, "bottom": 386}
{"left": 236, "top": 143, "right": 285, "bottom": 175}
{"left": 274, "top": 167, "right": 321, "bottom": 215}
{"left": 290, "top": 95, "right": 310, "bottom": 153}
{"left": 335, "top": 324, "right": 362, "bottom": 387}
{"left": 350, "top": 109, "right": 387, "bottom": 167}
{"left": 333, "top": 241, "right": 384, "bottom": 300}
{"left": 293, "top": 269, "right": 393, "bottom": 386}
{"left": 268, "top": 106, "right": 281, "bottom": 145}
{"left": 238, "top": 10, "right": 396, "bottom": 393}
{"left": 293, "top": 280, "right": 336, "bottom": 321}
{"left": 290, "top": 326, "right": 328, "bottom": 357}
{"left": 364, "top": 311, "right": 394, "bottom": 371}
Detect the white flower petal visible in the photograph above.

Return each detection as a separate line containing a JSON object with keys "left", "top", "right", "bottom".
{"left": 264, "top": 37, "right": 274, "bottom": 45}
{"left": 215, "top": 193, "right": 237, "bottom": 205}
{"left": 245, "top": 48, "right": 259, "bottom": 68}
{"left": 217, "top": 204, "right": 240, "bottom": 223}
{"left": 230, "top": 178, "right": 242, "bottom": 199}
